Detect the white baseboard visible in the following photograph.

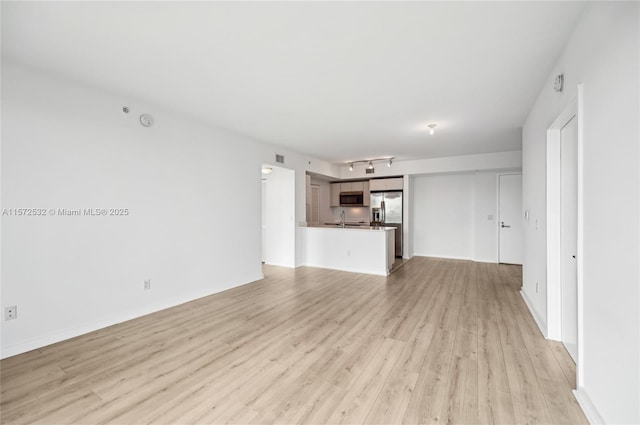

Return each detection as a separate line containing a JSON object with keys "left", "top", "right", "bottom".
{"left": 263, "top": 261, "right": 296, "bottom": 268}
{"left": 0, "top": 273, "right": 264, "bottom": 359}
{"left": 411, "top": 253, "right": 474, "bottom": 261}
{"left": 473, "top": 258, "right": 499, "bottom": 264}
{"left": 303, "top": 263, "right": 387, "bottom": 277}
{"left": 520, "top": 289, "right": 548, "bottom": 338}
{"left": 573, "top": 388, "right": 605, "bottom": 425}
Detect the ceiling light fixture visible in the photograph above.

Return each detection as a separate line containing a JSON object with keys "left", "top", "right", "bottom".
{"left": 428, "top": 123, "right": 437, "bottom": 135}
{"left": 261, "top": 167, "right": 273, "bottom": 174}
{"left": 346, "top": 157, "right": 394, "bottom": 171}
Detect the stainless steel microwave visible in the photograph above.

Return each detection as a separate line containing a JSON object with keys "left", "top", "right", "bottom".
{"left": 340, "top": 191, "right": 364, "bottom": 207}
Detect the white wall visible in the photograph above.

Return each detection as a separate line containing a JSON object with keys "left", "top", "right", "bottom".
{"left": 411, "top": 171, "right": 501, "bottom": 262}
{"left": 0, "top": 61, "right": 337, "bottom": 358}
{"left": 412, "top": 174, "right": 475, "bottom": 260}
{"left": 262, "top": 166, "right": 296, "bottom": 267}
{"left": 522, "top": 2, "right": 639, "bottom": 423}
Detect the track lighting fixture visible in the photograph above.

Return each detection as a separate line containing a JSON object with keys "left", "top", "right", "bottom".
{"left": 346, "top": 157, "right": 395, "bottom": 171}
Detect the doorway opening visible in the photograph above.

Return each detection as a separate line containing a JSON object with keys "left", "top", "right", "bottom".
{"left": 261, "top": 164, "right": 296, "bottom": 267}
{"left": 546, "top": 90, "right": 583, "bottom": 387}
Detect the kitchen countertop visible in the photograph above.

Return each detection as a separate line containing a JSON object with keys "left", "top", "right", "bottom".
{"left": 323, "top": 221, "right": 369, "bottom": 226}
{"left": 304, "top": 224, "right": 395, "bottom": 231}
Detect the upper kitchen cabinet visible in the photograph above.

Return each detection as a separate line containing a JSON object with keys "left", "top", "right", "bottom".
{"left": 386, "top": 178, "right": 403, "bottom": 190}
{"left": 306, "top": 175, "right": 312, "bottom": 222}
{"left": 369, "top": 177, "right": 403, "bottom": 191}
{"left": 330, "top": 183, "right": 340, "bottom": 207}
{"left": 363, "top": 181, "right": 370, "bottom": 206}
{"left": 331, "top": 181, "right": 370, "bottom": 206}
{"left": 341, "top": 182, "right": 361, "bottom": 192}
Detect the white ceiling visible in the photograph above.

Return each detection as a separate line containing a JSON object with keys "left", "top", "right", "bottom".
{"left": 2, "top": 1, "right": 586, "bottom": 164}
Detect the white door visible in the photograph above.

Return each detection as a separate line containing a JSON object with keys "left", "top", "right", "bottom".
{"left": 560, "top": 115, "right": 578, "bottom": 362}
{"left": 498, "top": 174, "right": 524, "bottom": 264}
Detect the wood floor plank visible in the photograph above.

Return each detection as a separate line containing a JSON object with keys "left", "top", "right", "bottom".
{"left": 0, "top": 258, "right": 587, "bottom": 425}
{"left": 326, "top": 337, "right": 405, "bottom": 424}
{"left": 548, "top": 340, "right": 577, "bottom": 388}
{"left": 491, "top": 266, "right": 556, "bottom": 425}
{"left": 478, "top": 318, "right": 517, "bottom": 424}
{"left": 402, "top": 328, "right": 457, "bottom": 424}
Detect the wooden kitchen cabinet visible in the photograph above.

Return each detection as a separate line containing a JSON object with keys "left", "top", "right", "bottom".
{"left": 341, "top": 182, "right": 352, "bottom": 192}
{"left": 330, "top": 183, "right": 341, "bottom": 207}
{"left": 369, "top": 177, "right": 404, "bottom": 191}
{"left": 386, "top": 177, "right": 404, "bottom": 190}
{"left": 363, "top": 181, "right": 370, "bottom": 206}
{"left": 305, "top": 175, "right": 312, "bottom": 222}
{"left": 369, "top": 179, "right": 386, "bottom": 191}
{"left": 331, "top": 181, "right": 371, "bottom": 206}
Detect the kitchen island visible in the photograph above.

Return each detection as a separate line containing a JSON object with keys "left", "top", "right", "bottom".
{"left": 300, "top": 225, "right": 396, "bottom": 276}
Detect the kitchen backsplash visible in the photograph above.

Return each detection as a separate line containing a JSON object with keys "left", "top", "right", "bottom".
{"left": 331, "top": 206, "right": 370, "bottom": 222}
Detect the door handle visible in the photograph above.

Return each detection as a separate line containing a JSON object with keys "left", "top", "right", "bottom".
{"left": 501, "top": 222, "right": 511, "bottom": 228}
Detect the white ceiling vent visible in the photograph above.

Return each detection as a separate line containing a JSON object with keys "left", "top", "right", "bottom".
{"left": 275, "top": 154, "right": 285, "bottom": 164}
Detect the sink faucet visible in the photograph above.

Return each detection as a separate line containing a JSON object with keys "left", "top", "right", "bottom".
{"left": 340, "top": 210, "right": 346, "bottom": 228}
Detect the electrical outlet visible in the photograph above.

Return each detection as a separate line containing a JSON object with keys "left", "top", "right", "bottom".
{"left": 347, "top": 250, "right": 351, "bottom": 257}
{"left": 5, "top": 305, "right": 17, "bottom": 321}
{"left": 536, "top": 282, "right": 539, "bottom": 293}
{"left": 487, "top": 214, "right": 494, "bottom": 221}
{"left": 144, "top": 279, "right": 151, "bottom": 291}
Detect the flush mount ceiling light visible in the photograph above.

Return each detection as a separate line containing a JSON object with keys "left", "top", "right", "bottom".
{"left": 261, "top": 167, "right": 273, "bottom": 174}
{"left": 428, "top": 123, "right": 437, "bottom": 135}
{"left": 346, "top": 157, "right": 395, "bottom": 171}
{"left": 139, "top": 113, "right": 154, "bottom": 127}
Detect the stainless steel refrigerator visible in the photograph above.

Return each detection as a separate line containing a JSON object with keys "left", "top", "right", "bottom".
{"left": 371, "top": 191, "right": 403, "bottom": 257}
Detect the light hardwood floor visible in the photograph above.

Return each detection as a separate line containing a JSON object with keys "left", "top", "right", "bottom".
{"left": 1, "top": 257, "right": 588, "bottom": 424}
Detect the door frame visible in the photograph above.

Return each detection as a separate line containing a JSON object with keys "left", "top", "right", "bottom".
{"left": 546, "top": 86, "right": 584, "bottom": 386}
{"left": 497, "top": 172, "right": 523, "bottom": 264}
